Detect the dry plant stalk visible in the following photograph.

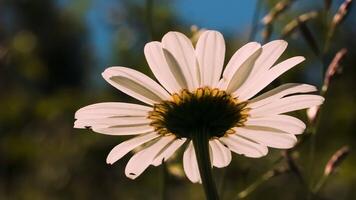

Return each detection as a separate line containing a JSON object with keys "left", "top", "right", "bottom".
{"left": 282, "top": 11, "right": 318, "bottom": 38}
{"left": 314, "top": 146, "right": 350, "bottom": 193}
{"left": 262, "top": 0, "right": 294, "bottom": 25}
{"left": 261, "top": 0, "right": 294, "bottom": 42}
{"left": 237, "top": 166, "right": 288, "bottom": 199}
{"left": 262, "top": 25, "right": 273, "bottom": 43}
{"left": 324, "top": 146, "right": 350, "bottom": 176}
{"left": 322, "top": 48, "right": 347, "bottom": 93}
{"left": 190, "top": 25, "right": 206, "bottom": 45}
{"left": 332, "top": 0, "right": 352, "bottom": 26}
{"left": 307, "top": 105, "right": 320, "bottom": 124}
{"left": 328, "top": 0, "right": 353, "bottom": 39}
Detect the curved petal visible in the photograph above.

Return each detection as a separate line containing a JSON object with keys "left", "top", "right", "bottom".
{"left": 209, "top": 139, "right": 232, "bottom": 168}
{"left": 74, "top": 102, "right": 153, "bottom": 135}
{"left": 102, "top": 67, "right": 171, "bottom": 105}
{"left": 249, "top": 94, "right": 325, "bottom": 117}
{"left": 220, "top": 134, "right": 268, "bottom": 158}
{"left": 248, "top": 83, "right": 317, "bottom": 108}
{"left": 234, "top": 40, "right": 288, "bottom": 98}
{"left": 250, "top": 40, "right": 288, "bottom": 78}
{"left": 125, "top": 135, "right": 176, "bottom": 179}
{"left": 162, "top": 31, "right": 199, "bottom": 90}
{"left": 235, "top": 127, "right": 297, "bottom": 149}
{"left": 144, "top": 41, "right": 186, "bottom": 93}
{"left": 75, "top": 102, "right": 151, "bottom": 120}
{"left": 152, "top": 138, "right": 186, "bottom": 166}
{"left": 196, "top": 30, "right": 225, "bottom": 87}
{"left": 218, "top": 42, "right": 261, "bottom": 93}
{"left": 224, "top": 48, "right": 262, "bottom": 94}
{"left": 246, "top": 115, "right": 306, "bottom": 135}
{"left": 220, "top": 42, "right": 261, "bottom": 79}
{"left": 74, "top": 117, "right": 150, "bottom": 129}
{"left": 236, "top": 56, "right": 305, "bottom": 100}
{"left": 106, "top": 132, "right": 160, "bottom": 164}
{"left": 93, "top": 124, "right": 154, "bottom": 136}
{"left": 183, "top": 141, "right": 201, "bottom": 183}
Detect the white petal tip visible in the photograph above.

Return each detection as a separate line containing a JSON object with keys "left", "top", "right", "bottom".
{"left": 144, "top": 41, "right": 161, "bottom": 52}
{"left": 106, "top": 158, "right": 114, "bottom": 165}
{"left": 320, "top": 96, "right": 325, "bottom": 102}
{"left": 282, "top": 139, "right": 298, "bottom": 149}
{"left": 126, "top": 174, "right": 137, "bottom": 180}
{"left": 162, "top": 31, "right": 180, "bottom": 40}
{"left": 272, "top": 39, "right": 288, "bottom": 45}
{"left": 202, "top": 30, "right": 223, "bottom": 36}
{"left": 296, "top": 56, "right": 306, "bottom": 62}
{"left": 101, "top": 67, "right": 120, "bottom": 79}
{"left": 312, "top": 96, "right": 325, "bottom": 106}
{"left": 73, "top": 120, "right": 86, "bottom": 129}
{"left": 101, "top": 68, "right": 111, "bottom": 80}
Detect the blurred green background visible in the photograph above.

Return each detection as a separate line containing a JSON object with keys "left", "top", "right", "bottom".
{"left": 0, "top": 0, "right": 355, "bottom": 199}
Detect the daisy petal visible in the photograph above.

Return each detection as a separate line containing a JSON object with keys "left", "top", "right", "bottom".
{"left": 196, "top": 30, "right": 225, "bottom": 87}
{"left": 209, "top": 139, "right": 232, "bottom": 168}
{"left": 234, "top": 40, "right": 288, "bottom": 98}
{"left": 246, "top": 115, "right": 306, "bottom": 135}
{"left": 144, "top": 41, "right": 186, "bottom": 93}
{"left": 75, "top": 102, "right": 151, "bottom": 120}
{"left": 224, "top": 48, "right": 262, "bottom": 93}
{"left": 220, "top": 134, "right": 268, "bottom": 158}
{"left": 106, "top": 132, "right": 160, "bottom": 164}
{"left": 218, "top": 42, "right": 261, "bottom": 91}
{"left": 162, "top": 31, "right": 199, "bottom": 90}
{"left": 102, "top": 67, "right": 171, "bottom": 105}
{"left": 237, "top": 56, "right": 305, "bottom": 100}
{"left": 74, "top": 117, "right": 150, "bottom": 129}
{"left": 248, "top": 83, "right": 317, "bottom": 108}
{"left": 250, "top": 40, "right": 288, "bottom": 77}
{"left": 125, "top": 135, "right": 175, "bottom": 179}
{"left": 250, "top": 94, "right": 325, "bottom": 116}
{"left": 221, "top": 42, "right": 261, "bottom": 77}
{"left": 235, "top": 127, "right": 297, "bottom": 149}
{"left": 183, "top": 141, "right": 201, "bottom": 183}
{"left": 152, "top": 138, "right": 186, "bottom": 166}
{"left": 93, "top": 124, "right": 154, "bottom": 136}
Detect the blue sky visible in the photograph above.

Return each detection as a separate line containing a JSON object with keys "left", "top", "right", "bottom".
{"left": 68, "top": 0, "right": 258, "bottom": 67}
{"left": 173, "top": 0, "right": 257, "bottom": 32}
{"left": 56, "top": 0, "right": 353, "bottom": 70}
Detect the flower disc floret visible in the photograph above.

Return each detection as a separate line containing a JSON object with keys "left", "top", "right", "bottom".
{"left": 148, "top": 87, "right": 249, "bottom": 139}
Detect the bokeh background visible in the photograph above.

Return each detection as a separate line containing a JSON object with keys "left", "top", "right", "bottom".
{"left": 1, "top": 0, "right": 355, "bottom": 199}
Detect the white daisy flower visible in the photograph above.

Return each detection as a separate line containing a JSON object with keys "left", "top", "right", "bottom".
{"left": 74, "top": 30, "right": 324, "bottom": 183}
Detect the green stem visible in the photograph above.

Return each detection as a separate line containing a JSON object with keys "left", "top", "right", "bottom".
{"left": 192, "top": 130, "right": 219, "bottom": 200}
{"left": 284, "top": 150, "right": 306, "bottom": 187}
{"left": 235, "top": 170, "right": 275, "bottom": 199}
{"left": 313, "top": 175, "right": 328, "bottom": 194}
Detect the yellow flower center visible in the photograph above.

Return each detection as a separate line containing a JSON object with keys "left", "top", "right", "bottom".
{"left": 148, "top": 87, "right": 249, "bottom": 139}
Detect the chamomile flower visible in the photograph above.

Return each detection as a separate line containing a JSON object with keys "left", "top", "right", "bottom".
{"left": 74, "top": 30, "right": 324, "bottom": 183}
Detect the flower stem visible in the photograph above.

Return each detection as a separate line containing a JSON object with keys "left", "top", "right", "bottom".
{"left": 192, "top": 130, "right": 219, "bottom": 200}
